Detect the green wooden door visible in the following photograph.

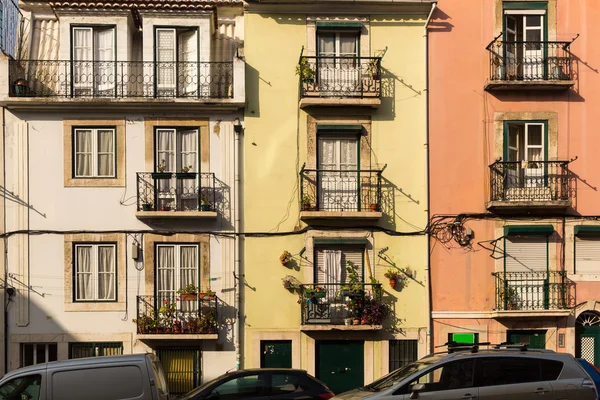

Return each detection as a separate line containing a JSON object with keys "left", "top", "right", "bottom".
{"left": 316, "top": 340, "right": 364, "bottom": 395}
{"left": 508, "top": 330, "right": 546, "bottom": 349}
{"left": 576, "top": 312, "right": 600, "bottom": 367}
{"left": 260, "top": 340, "right": 292, "bottom": 368}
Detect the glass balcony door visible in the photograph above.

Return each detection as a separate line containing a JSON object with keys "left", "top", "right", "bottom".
{"left": 317, "top": 136, "right": 359, "bottom": 211}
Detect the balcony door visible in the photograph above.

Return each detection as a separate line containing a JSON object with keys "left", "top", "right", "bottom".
{"left": 155, "top": 128, "right": 199, "bottom": 211}
{"left": 317, "top": 32, "right": 360, "bottom": 94}
{"left": 504, "top": 11, "right": 546, "bottom": 80}
{"left": 72, "top": 26, "right": 115, "bottom": 96}
{"left": 317, "top": 136, "right": 359, "bottom": 211}
{"left": 504, "top": 122, "right": 548, "bottom": 200}
{"left": 155, "top": 28, "right": 198, "bottom": 97}
{"left": 156, "top": 244, "right": 199, "bottom": 313}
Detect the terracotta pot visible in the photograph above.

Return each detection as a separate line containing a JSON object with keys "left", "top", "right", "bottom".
{"left": 370, "top": 203, "right": 379, "bottom": 211}
{"left": 180, "top": 293, "right": 197, "bottom": 301}
{"left": 389, "top": 278, "right": 397, "bottom": 288}
{"left": 353, "top": 318, "right": 361, "bottom": 325}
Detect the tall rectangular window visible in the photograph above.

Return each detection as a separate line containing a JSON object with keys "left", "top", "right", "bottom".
{"left": 72, "top": 26, "right": 115, "bottom": 95}
{"left": 21, "top": 343, "right": 58, "bottom": 367}
{"left": 74, "top": 243, "right": 116, "bottom": 301}
{"left": 156, "top": 244, "right": 199, "bottom": 305}
{"left": 69, "top": 342, "right": 123, "bottom": 358}
{"left": 74, "top": 128, "right": 116, "bottom": 178}
{"left": 155, "top": 28, "right": 198, "bottom": 96}
{"left": 389, "top": 340, "right": 418, "bottom": 372}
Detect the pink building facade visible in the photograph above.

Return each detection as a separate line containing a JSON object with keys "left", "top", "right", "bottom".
{"left": 429, "top": 0, "right": 600, "bottom": 365}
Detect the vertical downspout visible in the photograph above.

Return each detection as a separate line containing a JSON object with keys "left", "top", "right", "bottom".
{"left": 234, "top": 119, "right": 242, "bottom": 369}
{"left": 424, "top": 2, "right": 436, "bottom": 355}
{"left": 2, "top": 107, "right": 6, "bottom": 374}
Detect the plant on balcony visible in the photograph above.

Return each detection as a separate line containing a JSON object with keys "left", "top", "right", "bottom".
{"left": 384, "top": 269, "right": 400, "bottom": 288}
{"left": 200, "top": 194, "right": 212, "bottom": 212}
{"left": 173, "top": 319, "right": 183, "bottom": 333}
{"left": 339, "top": 261, "right": 364, "bottom": 298}
{"left": 157, "top": 159, "right": 167, "bottom": 172}
{"left": 181, "top": 165, "right": 193, "bottom": 173}
{"left": 492, "top": 56, "right": 506, "bottom": 80}
{"left": 500, "top": 285, "right": 520, "bottom": 310}
{"left": 295, "top": 57, "right": 316, "bottom": 83}
{"left": 347, "top": 296, "right": 364, "bottom": 325}
{"left": 148, "top": 317, "right": 162, "bottom": 334}
{"left": 282, "top": 275, "right": 301, "bottom": 290}
{"left": 279, "top": 250, "right": 293, "bottom": 265}
{"left": 199, "top": 289, "right": 216, "bottom": 300}
{"left": 367, "top": 59, "right": 380, "bottom": 80}
{"left": 153, "top": 159, "right": 171, "bottom": 180}
{"left": 304, "top": 285, "right": 326, "bottom": 303}
{"left": 141, "top": 202, "right": 154, "bottom": 211}
{"left": 187, "top": 316, "right": 200, "bottom": 333}
{"left": 198, "top": 311, "right": 217, "bottom": 333}
{"left": 361, "top": 297, "right": 391, "bottom": 325}
{"left": 301, "top": 195, "right": 312, "bottom": 211}
{"left": 177, "top": 284, "right": 199, "bottom": 301}
{"left": 133, "top": 315, "right": 153, "bottom": 334}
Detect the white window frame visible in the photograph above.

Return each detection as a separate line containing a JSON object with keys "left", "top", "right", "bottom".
{"left": 74, "top": 243, "right": 117, "bottom": 302}
{"left": 155, "top": 27, "right": 199, "bottom": 94}
{"left": 71, "top": 26, "right": 116, "bottom": 92}
{"left": 73, "top": 128, "right": 116, "bottom": 178}
{"left": 156, "top": 244, "right": 200, "bottom": 301}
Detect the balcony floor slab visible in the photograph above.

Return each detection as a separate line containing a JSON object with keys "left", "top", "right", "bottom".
{"left": 301, "top": 324, "right": 382, "bottom": 331}
{"left": 491, "top": 310, "right": 572, "bottom": 319}
{"left": 300, "top": 211, "right": 382, "bottom": 220}
{"left": 136, "top": 211, "right": 218, "bottom": 219}
{"left": 485, "top": 80, "right": 575, "bottom": 91}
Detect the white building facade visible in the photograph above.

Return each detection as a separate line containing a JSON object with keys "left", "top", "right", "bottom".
{"left": 0, "top": 0, "right": 244, "bottom": 392}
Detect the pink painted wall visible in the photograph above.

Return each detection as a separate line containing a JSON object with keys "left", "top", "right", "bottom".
{"left": 429, "top": 0, "right": 600, "bottom": 334}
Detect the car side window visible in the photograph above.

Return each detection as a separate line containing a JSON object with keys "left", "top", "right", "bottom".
{"left": 207, "top": 374, "right": 264, "bottom": 399}
{"left": 401, "top": 360, "right": 475, "bottom": 394}
{"left": 0, "top": 374, "right": 42, "bottom": 400}
{"left": 270, "top": 374, "right": 305, "bottom": 396}
{"left": 478, "top": 357, "right": 541, "bottom": 387}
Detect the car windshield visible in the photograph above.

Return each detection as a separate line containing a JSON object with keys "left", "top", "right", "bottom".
{"left": 364, "top": 355, "right": 442, "bottom": 392}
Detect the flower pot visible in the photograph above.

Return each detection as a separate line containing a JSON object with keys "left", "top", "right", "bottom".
{"left": 344, "top": 318, "right": 353, "bottom": 326}
{"left": 180, "top": 293, "right": 197, "bottom": 301}
{"left": 160, "top": 205, "right": 171, "bottom": 211}
{"left": 200, "top": 204, "right": 212, "bottom": 212}
{"left": 353, "top": 318, "right": 361, "bottom": 325}
{"left": 389, "top": 278, "right": 397, "bottom": 288}
{"left": 178, "top": 172, "right": 195, "bottom": 179}
{"left": 369, "top": 203, "right": 379, "bottom": 211}
{"left": 142, "top": 203, "right": 153, "bottom": 211}
{"left": 312, "top": 291, "right": 326, "bottom": 299}
{"left": 152, "top": 172, "right": 172, "bottom": 179}
{"left": 301, "top": 203, "right": 311, "bottom": 211}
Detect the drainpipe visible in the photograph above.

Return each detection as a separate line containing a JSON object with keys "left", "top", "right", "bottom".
{"left": 423, "top": 1, "right": 437, "bottom": 355}
{"left": 233, "top": 117, "right": 243, "bottom": 369}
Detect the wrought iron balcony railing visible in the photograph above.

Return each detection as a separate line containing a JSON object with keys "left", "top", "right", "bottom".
{"left": 136, "top": 295, "right": 218, "bottom": 335}
{"left": 137, "top": 172, "right": 216, "bottom": 212}
{"left": 489, "top": 160, "right": 572, "bottom": 203}
{"left": 299, "top": 166, "right": 384, "bottom": 213}
{"left": 298, "top": 56, "right": 382, "bottom": 98}
{"left": 300, "top": 283, "right": 384, "bottom": 325}
{"left": 493, "top": 271, "right": 575, "bottom": 311}
{"left": 8, "top": 60, "right": 233, "bottom": 99}
{"left": 486, "top": 39, "right": 573, "bottom": 82}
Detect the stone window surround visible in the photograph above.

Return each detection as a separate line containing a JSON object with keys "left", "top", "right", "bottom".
{"left": 143, "top": 233, "right": 211, "bottom": 296}
{"left": 10, "top": 333, "right": 132, "bottom": 372}
{"left": 64, "top": 233, "right": 127, "bottom": 312}
{"left": 306, "top": 115, "right": 372, "bottom": 171}
{"left": 63, "top": 119, "right": 126, "bottom": 187}
{"left": 564, "top": 223, "right": 600, "bottom": 281}
{"left": 144, "top": 118, "right": 210, "bottom": 173}
{"left": 250, "top": 331, "right": 301, "bottom": 369}
{"left": 493, "top": 111, "right": 558, "bottom": 160}
{"left": 494, "top": 0, "right": 557, "bottom": 42}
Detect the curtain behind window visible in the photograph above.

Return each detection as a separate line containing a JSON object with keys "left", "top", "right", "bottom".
{"left": 157, "top": 129, "right": 175, "bottom": 172}
{"left": 75, "top": 129, "right": 92, "bottom": 176}
{"left": 97, "top": 246, "right": 115, "bottom": 300}
{"left": 324, "top": 250, "right": 342, "bottom": 301}
{"left": 76, "top": 246, "right": 93, "bottom": 300}
{"left": 97, "top": 129, "right": 114, "bottom": 177}
{"left": 157, "top": 246, "right": 175, "bottom": 303}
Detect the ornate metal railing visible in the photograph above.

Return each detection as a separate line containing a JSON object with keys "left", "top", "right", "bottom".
{"left": 493, "top": 271, "right": 575, "bottom": 311}
{"left": 136, "top": 295, "right": 218, "bottom": 335}
{"left": 299, "top": 166, "right": 384, "bottom": 212}
{"left": 486, "top": 39, "right": 573, "bottom": 81}
{"left": 298, "top": 56, "right": 382, "bottom": 98}
{"left": 489, "top": 160, "right": 572, "bottom": 203}
{"left": 8, "top": 60, "right": 233, "bottom": 98}
{"left": 300, "top": 283, "right": 384, "bottom": 325}
{"left": 136, "top": 172, "right": 216, "bottom": 212}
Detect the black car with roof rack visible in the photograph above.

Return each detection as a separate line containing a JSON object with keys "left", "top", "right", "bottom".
{"left": 333, "top": 342, "right": 598, "bottom": 400}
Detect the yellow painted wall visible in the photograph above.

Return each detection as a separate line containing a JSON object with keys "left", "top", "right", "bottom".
{"left": 244, "top": 11, "right": 429, "bottom": 372}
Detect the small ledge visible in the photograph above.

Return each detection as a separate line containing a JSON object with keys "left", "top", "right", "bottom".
{"left": 300, "top": 211, "right": 382, "bottom": 220}
{"left": 484, "top": 80, "right": 575, "bottom": 91}
{"left": 491, "top": 310, "right": 572, "bottom": 319}
{"left": 486, "top": 200, "right": 571, "bottom": 214}
{"left": 137, "top": 334, "right": 218, "bottom": 341}
{"left": 301, "top": 324, "right": 382, "bottom": 331}
{"left": 136, "top": 211, "right": 218, "bottom": 219}
{"left": 300, "top": 97, "right": 381, "bottom": 108}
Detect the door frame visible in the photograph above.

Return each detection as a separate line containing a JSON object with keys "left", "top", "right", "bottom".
{"left": 502, "top": 120, "right": 549, "bottom": 189}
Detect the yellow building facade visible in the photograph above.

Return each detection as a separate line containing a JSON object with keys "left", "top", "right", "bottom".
{"left": 243, "top": 0, "right": 434, "bottom": 394}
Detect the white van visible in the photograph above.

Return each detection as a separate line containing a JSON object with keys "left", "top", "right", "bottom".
{"left": 0, "top": 353, "right": 170, "bottom": 400}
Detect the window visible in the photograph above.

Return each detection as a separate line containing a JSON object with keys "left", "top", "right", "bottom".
{"left": 69, "top": 342, "right": 122, "bottom": 358}
{"left": 21, "top": 343, "right": 57, "bottom": 367}
{"left": 317, "top": 134, "right": 359, "bottom": 211}
{"left": 72, "top": 26, "right": 115, "bottom": 95}
{"left": 389, "top": 340, "right": 418, "bottom": 372}
{"left": 0, "top": 375, "right": 41, "bottom": 400}
{"left": 406, "top": 360, "right": 475, "bottom": 393}
{"left": 73, "top": 128, "right": 116, "bottom": 178}
{"left": 156, "top": 348, "right": 200, "bottom": 395}
{"left": 156, "top": 244, "right": 199, "bottom": 305}
{"left": 260, "top": 340, "right": 292, "bottom": 368}
{"left": 503, "top": 121, "right": 547, "bottom": 194}
{"left": 574, "top": 228, "right": 600, "bottom": 274}
{"left": 508, "top": 330, "right": 547, "bottom": 350}
{"left": 315, "top": 245, "right": 364, "bottom": 286}
{"left": 155, "top": 128, "right": 200, "bottom": 211}
{"left": 155, "top": 28, "right": 198, "bottom": 96}
{"left": 208, "top": 374, "right": 265, "bottom": 400}
{"left": 317, "top": 29, "right": 360, "bottom": 93}
{"left": 74, "top": 243, "right": 116, "bottom": 301}
{"left": 270, "top": 374, "right": 308, "bottom": 396}
{"left": 477, "top": 356, "right": 561, "bottom": 387}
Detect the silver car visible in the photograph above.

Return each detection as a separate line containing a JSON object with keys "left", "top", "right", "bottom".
{"left": 333, "top": 347, "right": 598, "bottom": 400}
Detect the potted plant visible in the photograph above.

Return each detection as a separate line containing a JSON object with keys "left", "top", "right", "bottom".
{"left": 13, "top": 78, "right": 30, "bottom": 97}
{"left": 198, "top": 289, "right": 216, "bottom": 300}
{"left": 295, "top": 57, "right": 316, "bottom": 84}
{"left": 367, "top": 59, "right": 381, "bottom": 80}
{"left": 369, "top": 203, "right": 379, "bottom": 211}
{"left": 173, "top": 320, "right": 183, "bottom": 333}
{"left": 282, "top": 275, "right": 301, "bottom": 290}
{"left": 159, "top": 202, "right": 174, "bottom": 211}
{"left": 344, "top": 317, "right": 353, "bottom": 326}
{"left": 148, "top": 318, "right": 162, "bottom": 334}
{"left": 305, "top": 285, "right": 326, "bottom": 303}
{"left": 280, "top": 250, "right": 293, "bottom": 265}
{"left": 141, "top": 202, "right": 153, "bottom": 211}
{"left": 177, "top": 284, "right": 199, "bottom": 301}
{"left": 361, "top": 298, "right": 391, "bottom": 325}
{"left": 493, "top": 56, "right": 506, "bottom": 80}
{"left": 133, "top": 315, "right": 153, "bottom": 334}
{"left": 198, "top": 311, "right": 217, "bottom": 333}
{"left": 500, "top": 285, "right": 520, "bottom": 310}
{"left": 187, "top": 316, "right": 200, "bottom": 333}
{"left": 384, "top": 269, "right": 400, "bottom": 288}
{"left": 200, "top": 195, "right": 212, "bottom": 212}
{"left": 301, "top": 195, "right": 312, "bottom": 211}
{"left": 339, "top": 261, "right": 364, "bottom": 298}
{"left": 152, "top": 159, "right": 171, "bottom": 179}
{"left": 179, "top": 165, "right": 195, "bottom": 179}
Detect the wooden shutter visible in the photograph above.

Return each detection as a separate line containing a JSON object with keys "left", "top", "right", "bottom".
{"left": 576, "top": 236, "right": 600, "bottom": 274}
{"left": 505, "top": 236, "right": 547, "bottom": 272}
{"left": 315, "top": 245, "right": 363, "bottom": 283}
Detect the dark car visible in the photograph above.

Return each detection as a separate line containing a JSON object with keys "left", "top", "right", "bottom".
{"left": 578, "top": 358, "right": 600, "bottom": 397}
{"left": 179, "top": 368, "right": 334, "bottom": 400}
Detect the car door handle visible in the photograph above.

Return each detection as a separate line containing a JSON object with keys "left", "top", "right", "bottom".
{"left": 533, "top": 388, "right": 549, "bottom": 394}
{"left": 461, "top": 394, "right": 475, "bottom": 400}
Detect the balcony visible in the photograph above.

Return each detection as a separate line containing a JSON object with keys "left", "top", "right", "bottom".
{"left": 135, "top": 295, "right": 218, "bottom": 341}
{"left": 136, "top": 172, "right": 218, "bottom": 219}
{"left": 3, "top": 59, "right": 244, "bottom": 111}
{"left": 485, "top": 38, "right": 575, "bottom": 91}
{"left": 486, "top": 160, "right": 572, "bottom": 213}
{"left": 299, "top": 166, "right": 384, "bottom": 221}
{"left": 492, "top": 271, "right": 575, "bottom": 318}
{"left": 298, "top": 56, "right": 382, "bottom": 108}
{"left": 300, "top": 283, "right": 384, "bottom": 331}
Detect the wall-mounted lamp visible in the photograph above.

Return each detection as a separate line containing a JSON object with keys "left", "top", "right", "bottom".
{"left": 233, "top": 118, "right": 243, "bottom": 133}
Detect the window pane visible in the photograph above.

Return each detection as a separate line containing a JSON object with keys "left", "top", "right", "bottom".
{"left": 414, "top": 360, "right": 474, "bottom": 392}
{"left": 271, "top": 374, "right": 303, "bottom": 395}
{"left": 97, "top": 246, "right": 115, "bottom": 300}
{"left": 35, "top": 344, "right": 46, "bottom": 364}
{"left": 76, "top": 246, "right": 93, "bottom": 300}
{"left": 22, "top": 344, "right": 34, "bottom": 367}
{"left": 75, "top": 130, "right": 92, "bottom": 177}
{"left": 213, "top": 375, "right": 262, "bottom": 398}
{"left": 479, "top": 357, "right": 541, "bottom": 386}
{"left": 0, "top": 375, "right": 41, "bottom": 400}
{"left": 526, "top": 15, "right": 541, "bottom": 27}
{"left": 527, "top": 126, "right": 542, "bottom": 145}
{"left": 97, "top": 129, "right": 114, "bottom": 177}
{"left": 541, "top": 360, "right": 563, "bottom": 380}
{"left": 48, "top": 344, "right": 58, "bottom": 362}
{"left": 389, "top": 340, "right": 418, "bottom": 372}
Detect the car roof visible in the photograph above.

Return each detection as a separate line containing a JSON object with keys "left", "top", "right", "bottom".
{"left": 2, "top": 353, "right": 154, "bottom": 380}
{"left": 224, "top": 368, "right": 308, "bottom": 375}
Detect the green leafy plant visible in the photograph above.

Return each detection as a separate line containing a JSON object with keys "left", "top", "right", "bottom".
{"left": 177, "top": 284, "right": 199, "bottom": 295}
{"left": 181, "top": 165, "right": 193, "bottom": 173}
{"left": 500, "top": 285, "right": 520, "bottom": 310}
{"left": 384, "top": 269, "right": 399, "bottom": 280}
{"left": 156, "top": 159, "right": 167, "bottom": 172}
{"left": 280, "top": 250, "right": 293, "bottom": 265}
{"left": 301, "top": 195, "right": 312, "bottom": 211}
{"left": 339, "top": 261, "right": 364, "bottom": 297}
{"left": 295, "top": 57, "right": 316, "bottom": 82}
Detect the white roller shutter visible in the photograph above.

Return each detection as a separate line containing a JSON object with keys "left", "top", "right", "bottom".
{"left": 505, "top": 236, "right": 547, "bottom": 272}
{"left": 316, "top": 245, "right": 363, "bottom": 283}
{"left": 575, "top": 236, "right": 600, "bottom": 274}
